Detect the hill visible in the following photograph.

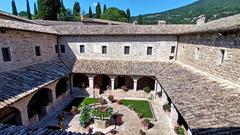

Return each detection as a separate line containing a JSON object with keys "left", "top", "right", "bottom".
{"left": 132, "top": 0, "right": 240, "bottom": 24}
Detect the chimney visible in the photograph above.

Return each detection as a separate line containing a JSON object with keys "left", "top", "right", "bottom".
{"left": 158, "top": 20, "right": 166, "bottom": 25}
{"left": 196, "top": 14, "right": 206, "bottom": 25}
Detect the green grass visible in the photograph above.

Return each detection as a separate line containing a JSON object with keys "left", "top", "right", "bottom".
{"left": 78, "top": 98, "right": 99, "bottom": 108}
{"left": 121, "top": 99, "right": 153, "bottom": 118}
{"left": 64, "top": 98, "right": 99, "bottom": 112}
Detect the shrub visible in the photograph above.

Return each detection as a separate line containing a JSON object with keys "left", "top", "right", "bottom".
{"left": 175, "top": 126, "right": 185, "bottom": 135}
{"left": 143, "top": 86, "right": 151, "bottom": 93}
{"left": 163, "top": 104, "right": 171, "bottom": 112}
{"left": 121, "top": 86, "right": 128, "bottom": 92}
{"left": 138, "top": 112, "right": 143, "bottom": 119}
{"left": 117, "top": 100, "right": 123, "bottom": 105}
{"left": 141, "top": 119, "right": 154, "bottom": 129}
{"left": 108, "top": 95, "right": 114, "bottom": 102}
{"left": 139, "top": 129, "right": 146, "bottom": 135}
{"left": 128, "top": 104, "right": 135, "bottom": 110}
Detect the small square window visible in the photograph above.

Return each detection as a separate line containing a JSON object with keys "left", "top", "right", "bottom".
{"left": 35, "top": 46, "right": 41, "bottom": 56}
{"left": 171, "top": 46, "right": 176, "bottom": 53}
{"left": 147, "top": 47, "right": 152, "bottom": 55}
{"left": 220, "top": 49, "right": 225, "bottom": 64}
{"left": 2, "top": 47, "right": 11, "bottom": 62}
{"left": 60, "top": 45, "right": 65, "bottom": 53}
{"left": 169, "top": 56, "right": 174, "bottom": 60}
{"left": 80, "top": 45, "right": 85, "bottom": 53}
{"left": 124, "top": 46, "right": 130, "bottom": 54}
{"left": 102, "top": 46, "right": 107, "bottom": 54}
{"left": 55, "top": 45, "right": 59, "bottom": 53}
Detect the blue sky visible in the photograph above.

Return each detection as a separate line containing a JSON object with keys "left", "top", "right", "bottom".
{"left": 0, "top": 0, "right": 198, "bottom": 16}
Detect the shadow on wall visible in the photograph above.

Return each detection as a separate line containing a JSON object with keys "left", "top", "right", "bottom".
{"left": 179, "top": 33, "right": 240, "bottom": 48}
{"left": 191, "top": 127, "right": 240, "bottom": 135}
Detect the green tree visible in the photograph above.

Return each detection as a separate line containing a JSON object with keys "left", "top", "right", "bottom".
{"left": 12, "top": 0, "right": 18, "bottom": 16}
{"left": 37, "top": 0, "right": 49, "bottom": 19}
{"left": 103, "top": 4, "right": 107, "bottom": 14}
{"left": 88, "top": 6, "right": 93, "bottom": 18}
{"left": 26, "top": 0, "right": 32, "bottom": 19}
{"left": 138, "top": 15, "right": 144, "bottom": 24}
{"left": 37, "top": 0, "right": 61, "bottom": 20}
{"left": 101, "top": 7, "right": 128, "bottom": 22}
{"left": 19, "top": 11, "right": 28, "bottom": 18}
{"left": 60, "top": 0, "right": 65, "bottom": 10}
{"left": 34, "top": 2, "right": 38, "bottom": 15}
{"left": 126, "top": 8, "right": 131, "bottom": 22}
{"left": 58, "top": 8, "right": 73, "bottom": 21}
{"left": 96, "top": 2, "right": 101, "bottom": 18}
{"left": 73, "top": 1, "right": 81, "bottom": 21}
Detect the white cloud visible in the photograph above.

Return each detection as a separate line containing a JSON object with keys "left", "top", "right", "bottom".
{"left": 93, "top": 2, "right": 97, "bottom": 7}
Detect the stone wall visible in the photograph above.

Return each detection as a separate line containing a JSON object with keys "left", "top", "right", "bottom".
{"left": 59, "top": 35, "right": 178, "bottom": 62}
{"left": 177, "top": 32, "right": 240, "bottom": 85}
{"left": 0, "top": 30, "right": 58, "bottom": 72}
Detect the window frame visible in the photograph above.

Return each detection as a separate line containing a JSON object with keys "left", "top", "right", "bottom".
{"left": 147, "top": 47, "right": 153, "bottom": 55}
{"left": 102, "top": 46, "right": 107, "bottom": 54}
{"left": 1, "top": 47, "right": 11, "bottom": 62}
{"left": 124, "top": 46, "right": 130, "bottom": 55}
{"left": 220, "top": 49, "right": 225, "bottom": 64}
{"left": 35, "top": 46, "right": 41, "bottom": 57}
{"left": 171, "top": 46, "right": 176, "bottom": 53}
{"left": 80, "top": 45, "right": 85, "bottom": 53}
{"left": 60, "top": 45, "right": 65, "bottom": 53}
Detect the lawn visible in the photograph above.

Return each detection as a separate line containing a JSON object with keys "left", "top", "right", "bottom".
{"left": 121, "top": 99, "right": 153, "bottom": 118}
{"left": 64, "top": 97, "right": 99, "bottom": 111}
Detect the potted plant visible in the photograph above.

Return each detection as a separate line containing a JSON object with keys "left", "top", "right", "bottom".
{"left": 117, "top": 100, "right": 123, "bottom": 105}
{"left": 175, "top": 126, "right": 185, "bottom": 135}
{"left": 139, "top": 129, "right": 146, "bottom": 135}
{"left": 108, "top": 95, "right": 114, "bottom": 103}
{"left": 163, "top": 103, "right": 171, "bottom": 112}
{"left": 143, "top": 86, "right": 151, "bottom": 93}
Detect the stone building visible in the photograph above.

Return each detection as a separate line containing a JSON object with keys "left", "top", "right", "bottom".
{"left": 0, "top": 11, "right": 240, "bottom": 134}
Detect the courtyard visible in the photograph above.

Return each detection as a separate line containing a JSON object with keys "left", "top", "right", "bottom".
{"left": 37, "top": 89, "right": 177, "bottom": 135}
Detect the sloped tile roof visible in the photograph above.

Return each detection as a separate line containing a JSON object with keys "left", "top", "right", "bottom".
{"left": 155, "top": 62, "right": 240, "bottom": 133}
{"left": 0, "top": 58, "right": 70, "bottom": 109}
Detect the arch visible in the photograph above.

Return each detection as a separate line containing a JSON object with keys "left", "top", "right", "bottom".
{"left": 115, "top": 75, "right": 134, "bottom": 89}
{"left": 137, "top": 76, "right": 155, "bottom": 90}
{"left": 73, "top": 73, "right": 89, "bottom": 88}
{"left": 55, "top": 77, "right": 68, "bottom": 98}
{"left": 94, "top": 74, "right": 111, "bottom": 93}
{"left": 0, "top": 107, "right": 22, "bottom": 125}
{"left": 27, "top": 88, "right": 53, "bottom": 120}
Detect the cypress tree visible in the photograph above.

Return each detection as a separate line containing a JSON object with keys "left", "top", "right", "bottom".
{"left": 138, "top": 15, "right": 144, "bottom": 24}
{"left": 126, "top": 8, "right": 131, "bottom": 22}
{"left": 34, "top": 2, "right": 38, "bottom": 15}
{"left": 60, "top": 0, "right": 65, "bottom": 10}
{"left": 73, "top": 1, "right": 81, "bottom": 21}
{"left": 88, "top": 6, "right": 93, "bottom": 18}
{"left": 96, "top": 2, "right": 101, "bottom": 18}
{"left": 103, "top": 4, "right": 107, "bottom": 14}
{"left": 37, "top": 0, "right": 49, "bottom": 20}
{"left": 26, "top": 0, "right": 32, "bottom": 19}
{"left": 12, "top": 0, "right": 18, "bottom": 16}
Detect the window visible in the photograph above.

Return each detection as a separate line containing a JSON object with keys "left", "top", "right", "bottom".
{"left": 147, "top": 47, "right": 152, "bottom": 55}
{"left": 171, "top": 46, "right": 176, "bottom": 53}
{"left": 220, "top": 49, "right": 225, "bottom": 64}
{"left": 195, "top": 47, "right": 200, "bottom": 60}
{"left": 55, "top": 45, "right": 59, "bottom": 53}
{"left": 2, "top": 47, "right": 11, "bottom": 62}
{"left": 169, "top": 56, "right": 174, "bottom": 60}
{"left": 60, "top": 45, "right": 65, "bottom": 53}
{"left": 102, "top": 46, "right": 107, "bottom": 54}
{"left": 35, "top": 46, "right": 41, "bottom": 56}
{"left": 80, "top": 45, "right": 85, "bottom": 53}
{"left": 124, "top": 46, "right": 130, "bottom": 54}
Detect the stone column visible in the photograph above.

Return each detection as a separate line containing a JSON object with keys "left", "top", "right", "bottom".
{"left": 133, "top": 78, "right": 138, "bottom": 91}
{"left": 20, "top": 107, "right": 29, "bottom": 126}
{"left": 111, "top": 78, "right": 115, "bottom": 90}
{"left": 88, "top": 75, "right": 94, "bottom": 90}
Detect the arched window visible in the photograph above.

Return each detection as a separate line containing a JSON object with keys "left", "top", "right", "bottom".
{"left": 137, "top": 76, "right": 155, "bottom": 90}
{"left": 73, "top": 74, "right": 89, "bottom": 88}
{"left": 0, "top": 107, "right": 22, "bottom": 125}
{"left": 55, "top": 77, "right": 68, "bottom": 98}
{"left": 115, "top": 75, "right": 133, "bottom": 89}
{"left": 94, "top": 74, "right": 111, "bottom": 93}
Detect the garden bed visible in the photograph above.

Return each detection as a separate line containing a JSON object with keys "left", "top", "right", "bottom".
{"left": 64, "top": 97, "right": 99, "bottom": 111}
{"left": 121, "top": 99, "right": 153, "bottom": 118}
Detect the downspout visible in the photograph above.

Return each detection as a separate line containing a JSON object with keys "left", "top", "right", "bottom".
{"left": 175, "top": 35, "right": 180, "bottom": 61}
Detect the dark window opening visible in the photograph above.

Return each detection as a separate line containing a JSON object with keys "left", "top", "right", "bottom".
{"left": 147, "top": 47, "right": 152, "bottom": 55}
{"left": 2, "top": 47, "right": 11, "bottom": 62}
{"left": 124, "top": 46, "right": 130, "bottom": 54}
{"left": 220, "top": 49, "right": 225, "bottom": 64}
{"left": 171, "top": 46, "right": 176, "bottom": 53}
{"left": 169, "top": 56, "right": 174, "bottom": 60}
{"left": 80, "top": 45, "right": 85, "bottom": 53}
{"left": 102, "top": 46, "right": 107, "bottom": 54}
{"left": 60, "top": 45, "right": 65, "bottom": 53}
{"left": 55, "top": 45, "right": 59, "bottom": 53}
{"left": 35, "top": 46, "right": 41, "bottom": 56}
